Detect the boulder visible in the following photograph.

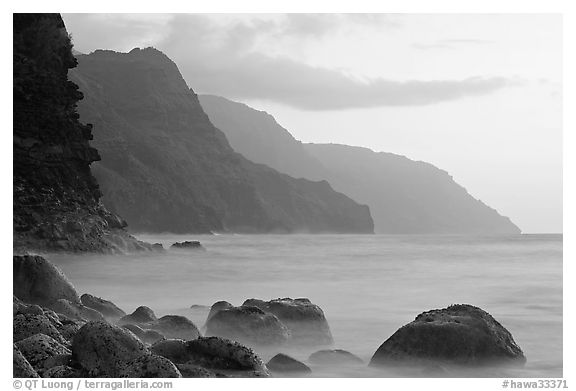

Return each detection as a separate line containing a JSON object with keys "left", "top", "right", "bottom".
{"left": 122, "top": 324, "right": 166, "bottom": 344}
{"left": 81, "top": 293, "right": 126, "bottom": 320}
{"left": 206, "top": 300, "right": 234, "bottom": 323}
{"left": 43, "top": 365, "right": 83, "bottom": 378}
{"left": 309, "top": 349, "right": 364, "bottom": 365}
{"left": 243, "top": 298, "right": 333, "bottom": 345}
{"left": 118, "top": 306, "right": 157, "bottom": 325}
{"left": 170, "top": 241, "right": 204, "bottom": 250}
{"left": 13, "top": 345, "right": 39, "bottom": 378}
{"left": 13, "top": 255, "right": 80, "bottom": 305}
{"left": 71, "top": 321, "right": 148, "bottom": 377}
{"left": 147, "top": 315, "right": 200, "bottom": 340}
{"left": 15, "top": 334, "right": 71, "bottom": 373}
{"left": 206, "top": 305, "right": 289, "bottom": 345}
{"left": 119, "top": 354, "right": 182, "bottom": 378}
{"left": 151, "top": 339, "right": 189, "bottom": 363}
{"left": 266, "top": 353, "right": 311, "bottom": 373}
{"left": 152, "top": 336, "right": 268, "bottom": 376}
{"left": 49, "top": 299, "right": 106, "bottom": 322}
{"left": 176, "top": 363, "right": 217, "bottom": 377}
{"left": 369, "top": 304, "right": 527, "bottom": 367}
{"left": 13, "top": 313, "right": 67, "bottom": 344}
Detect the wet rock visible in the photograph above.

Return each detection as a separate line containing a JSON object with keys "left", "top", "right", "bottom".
{"left": 13, "top": 255, "right": 80, "bottom": 306}
{"left": 13, "top": 345, "right": 39, "bottom": 378}
{"left": 119, "top": 354, "right": 182, "bottom": 378}
{"left": 369, "top": 304, "right": 527, "bottom": 367}
{"left": 152, "top": 336, "right": 268, "bottom": 376}
{"left": 206, "top": 305, "right": 289, "bottom": 345}
{"left": 119, "top": 306, "right": 157, "bottom": 325}
{"left": 43, "top": 365, "right": 83, "bottom": 378}
{"left": 43, "top": 354, "right": 72, "bottom": 370}
{"left": 171, "top": 241, "right": 204, "bottom": 250}
{"left": 186, "top": 336, "right": 268, "bottom": 375}
{"left": 71, "top": 321, "right": 148, "bottom": 377}
{"left": 176, "top": 363, "right": 217, "bottom": 377}
{"left": 81, "top": 293, "right": 126, "bottom": 320}
{"left": 309, "top": 349, "right": 364, "bottom": 365}
{"left": 147, "top": 315, "right": 200, "bottom": 340}
{"left": 123, "top": 324, "right": 165, "bottom": 344}
{"left": 267, "top": 353, "right": 311, "bottom": 373}
{"left": 243, "top": 298, "right": 333, "bottom": 345}
{"left": 15, "top": 334, "right": 71, "bottom": 373}
{"left": 152, "top": 243, "right": 164, "bottom": 251}
{"left": 49, "top": 299, "right": 106, "bottom": 322}
{"left": 13, "top": 313, "right": 67, "bottom": 344}
{"left": 143, "top": 330, "right": 166, "bottom": 344}
{"left": 206, "top": 300, "right": 234, "bottom": 323}
{"left": 151, "top": 339, "right": 189, "bottom": 363}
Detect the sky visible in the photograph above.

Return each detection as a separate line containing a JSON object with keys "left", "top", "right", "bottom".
{"left": 62, "top": 13, "right": 563, "bottom": 233}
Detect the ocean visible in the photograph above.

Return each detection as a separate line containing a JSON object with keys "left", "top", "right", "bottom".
{"left": 46, "top": 234, "right": 563, "bottom": 378}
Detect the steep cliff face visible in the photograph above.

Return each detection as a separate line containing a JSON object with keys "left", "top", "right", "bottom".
{"left": 13, "top": 14, "right": 150, "bottom": 252}
{"left": 199, "top": 95, "right": 521, "bottom": 234}
{"left": 70, "top": 48, "right": 373, "bottom": 234}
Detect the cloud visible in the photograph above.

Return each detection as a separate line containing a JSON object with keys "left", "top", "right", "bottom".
{"left": 412, "top": 38, "right": 494, "bottom": 50}
{"left": 63, "top": 13, "right": 514, "bottom": 111}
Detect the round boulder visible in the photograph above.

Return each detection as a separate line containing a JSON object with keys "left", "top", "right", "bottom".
{"left": 119, "top": 306, "right": 157, "bottom": 325}
{"left": 71, "top": 321, "right": 148, "bottom": 377}
{"left": 309, "top": 349, "right": 364, "bottom": 366}
{"left": 147, "top": 315, "right": 200, "bottom": 340}
{"left": 206, "top": 305, "right": 289, "bottom": 346}
{"left": 13, "top": 345, "right": 39, "bottom": 378}
{"left": 15, "top": 334, "right": 71, "bottom": 373}
{"left": 267, "top": 353, "right": 311, "bottom": 374}
{"left": 49, "top": 299, "right": 105, "bottom": 322}
{"left": 13, "top": 255, "right": 80, "bottom": 306}
{"left": 81, "top": 293, "right": 126, "bottom": 320}
{"left": 119, "top": 354, "right": 182, "bottom": 378}
{"left": 206, "top": 301, "right": 234, "bottom": 323}
{"left": 243, "top": 298, "right": 333, "bottom": 345}
{"left": 369, "top": 304, "right": 527, "bottom": 367}
{"left": 13, "top": 313, "right": 67, "bottom": 344}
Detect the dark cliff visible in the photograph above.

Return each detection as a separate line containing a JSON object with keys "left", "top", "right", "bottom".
{"left": 199, "top": 95, "right": 521, "bottom": 234}
{"left": 13, "top": 14, "right": 150, "bottom": 252}
{"left": 70, "top": 48, "right": 373, "bottom": 234}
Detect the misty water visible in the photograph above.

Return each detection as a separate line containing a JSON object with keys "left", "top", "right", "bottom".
{"left": 47, "top": 234, "right": 562, "bottom": 378}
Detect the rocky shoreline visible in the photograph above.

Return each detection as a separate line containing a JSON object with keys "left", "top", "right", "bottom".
{"left": 13, "top": 254, "right": 527, "bottom": 378}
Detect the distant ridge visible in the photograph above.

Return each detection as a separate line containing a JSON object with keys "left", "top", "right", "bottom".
{"left": 199, "top": 94, "right": 521, "bottom": 234}
{"left": 70, "top": 48, "right": 374, "bottom": 234}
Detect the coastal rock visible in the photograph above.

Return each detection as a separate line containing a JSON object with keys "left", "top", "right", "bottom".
{"left": 15, "top": 334, "right": 71, "bottom": 373}
{"left": 119, "top": 354, "right": 182, "bottom": 378}
{"left": 81, "top": 293, "right": 126, "bottom": 320}
{"left": 119, "top": 306, "right": 157, "bottom": 325}
{"left": 123, "top": 324, "right": 166, "bottom": 344}
{"left": 176, "top": 363, "right": 217, "bottom": 378}
{"left": 369, "top": 304, "right": 527, "bottom": 367}
{"left": 71, "top": 321, "right": 148, "bottom": 377}
{"left": 267, "top": 353, "right": 312, "bottom": 374}
{"left": 13, "top": 14, "right": 150, "bottom": 253}
{"left": 13, "top": 313, "right": 67, "bottom": 344}
{"left": 13, "top": 345, "right": 39, "bottom": 378}
{"left": 243, "top": 298, "right": 333, "bottom": 345}
{"left": 43, "top": 365, "right": 83, "bottom": 378}
{"left": 171, "top": 241, "right": 204, "bottom": 250}
{"left": 206, "top": 305, "right": 289, "bottom": 345}
{"left": 13, "top": 255, "right": 80, "bottom": 306}
{"left": 206, "top": 301, "right": 234, "bottom": 323}
{"left": 147, "top": 315, "right": 201, "bottom": 340}
{"left": 151, "top": 339, "right": 189, "bottom": 363}
{"left": 309, "top": 349, "right": 364, "bottom": 366}
{"left": 49, "top": 299, "right": 106, "bottom": 322}
{"left": 152, "top": 336, "right": 268, "bottom": 376}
